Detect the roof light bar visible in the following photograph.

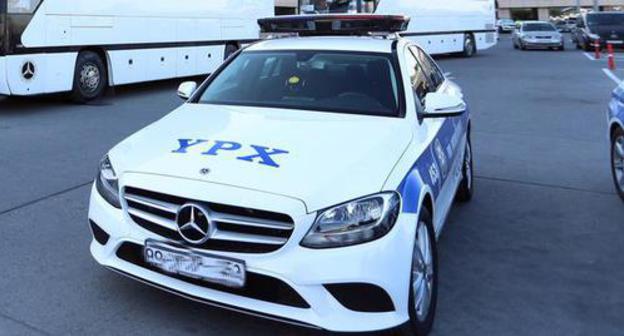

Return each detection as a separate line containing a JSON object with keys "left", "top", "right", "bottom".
{"left": 258, "top": 14, "right": 410, "bottom": 36}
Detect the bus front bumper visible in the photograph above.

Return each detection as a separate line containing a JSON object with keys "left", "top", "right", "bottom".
{"left": 0, "top": 56, "right": 9, "bottom": 95}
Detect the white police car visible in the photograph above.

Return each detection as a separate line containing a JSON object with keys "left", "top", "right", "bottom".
{"left": 88, "top": 15, "right": 474, "bottom": 335}
{"left": 609, "top": 84, "right": 624, "bottom": 201}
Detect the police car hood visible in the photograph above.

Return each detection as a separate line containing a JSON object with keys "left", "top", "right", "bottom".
{"left": 110, "top": 104, "right": 412, "bottom": 212}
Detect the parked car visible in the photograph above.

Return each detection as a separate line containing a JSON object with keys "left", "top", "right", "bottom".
{"left": 554, "top": 20, "right": 569, "bottom": 33}
{"left": 574, "top": 12, "right": 624, "bottom": 51}
{"left": 88, "top": 14, "right": 475, "bottom": 335}
{"left": 609, "top": 84, "right": 624, "bottom": 201}
{"left": 497, "top": 18, "right": 516, "bottom": 33}
{"left": 513, "top": 21, "right": 565, "bottom": 51}
{"left": 566, "top": 17, "right": 578, "bottom": 32}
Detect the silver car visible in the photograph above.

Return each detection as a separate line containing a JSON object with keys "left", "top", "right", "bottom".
{"left": 513, "top": 21, "right": 565, "bottom": 51}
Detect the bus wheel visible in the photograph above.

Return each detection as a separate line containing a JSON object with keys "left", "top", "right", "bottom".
{"left": 71, "top": 51, "right": 107, "bottom": 103}
{"left": 462, "top": 34, "right": 476, "bottom": 57}
{"left": 224, "top": 44, "right": 239, "bottom": 61}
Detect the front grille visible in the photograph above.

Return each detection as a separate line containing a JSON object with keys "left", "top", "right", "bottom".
{"left": 116, "top": 242, "right": 310, "bottom": 308}
{"left": 123, "top": 187, "right": 295, "bottom": 253}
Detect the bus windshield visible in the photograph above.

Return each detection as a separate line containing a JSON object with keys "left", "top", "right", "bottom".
{"left": 197, "top": 51, "right": 400, "bottom": 117}
{"left": 299, "top": 0, "right": 378, "bottom": 14}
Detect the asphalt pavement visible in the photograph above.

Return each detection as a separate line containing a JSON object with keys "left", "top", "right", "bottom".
{"left": 0, "top": 36, "right": 623, "bottom": 336}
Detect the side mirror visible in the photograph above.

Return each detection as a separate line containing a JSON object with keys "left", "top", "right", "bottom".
{"left": 177, "top": 81, "right": 197, "bottom": 100}
{"left": 422, "top": 92, "right": 466, "bottom": 118}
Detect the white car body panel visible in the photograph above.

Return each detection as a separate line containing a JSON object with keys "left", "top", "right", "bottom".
{"left": 109, "top": 103, "right": 413, "bottom": 212}
{"left": 89, "top": 36, "right": 472, "bottom": 332}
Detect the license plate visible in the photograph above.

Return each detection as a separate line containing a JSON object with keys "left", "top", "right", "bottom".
{"left": 144, "top": 240, "right": 246, "bottom": 288}
{"left": 607, "top": 40, "right": 623, "bottom": 45}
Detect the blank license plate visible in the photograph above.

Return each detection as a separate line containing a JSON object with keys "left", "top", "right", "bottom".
{"left": 144, "top": 239, "right": 246, "bottom": 288}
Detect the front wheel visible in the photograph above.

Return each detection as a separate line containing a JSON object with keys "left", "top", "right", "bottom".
{"left": 71, "top": 51, "right": 107, "bottom": 103}
{"left": 462, "top": 34, "right": 476, "bottom": 58}
{"left": 611, "top": 127, "right": 624, "bottom": 201}
{"left": 398, "top": 207, "right": 438, "bottom": 336}
{"left": 456, "top": 138, "right": 474, "bottom": 202}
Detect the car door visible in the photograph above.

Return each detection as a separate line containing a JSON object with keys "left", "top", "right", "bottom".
{"left": 404, "top": 45, "right": 466, "bottom": 230}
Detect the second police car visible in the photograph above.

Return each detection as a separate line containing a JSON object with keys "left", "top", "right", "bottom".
{"left": 609, "top": 84, "right": 624, "bottom": 201}
{"left": 88, "top": 15, "right": 474, "bottom": 335}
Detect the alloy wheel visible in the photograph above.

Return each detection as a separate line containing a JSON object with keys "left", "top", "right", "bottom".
{"left": 412, "top": 220, "right": 434, "bottom": 322}
{"left": 613, "top": 135, "right": 624, "bottom": 191}
{"left": 79, "top": 64, "right": 101, "bottom": 93}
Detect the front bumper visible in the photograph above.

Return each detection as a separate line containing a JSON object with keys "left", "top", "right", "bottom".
{"left": 0, "top": 57, "right": 9, "bottom": 95}
{"left": 88, "top": 178, "right": 418, "bottom": 333}
{"left": 522, "top": 39, "right": 563, "bottom": 48}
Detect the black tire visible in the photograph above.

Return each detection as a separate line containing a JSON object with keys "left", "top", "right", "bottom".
{"left": 583, "top": 39, "right": 593, "bottom": 52}
{"left": 575, "top": 40, "right": 582, "bottom": 49}
{"left": 513, "top": 41, "right": 519, "bottom": 49}
{"left": 456, "top": 136, "right": 474, "bottom": 202}
{"left": 559, "top": 44, "right": 565, "bottom": 51}
{"left": 520, "top": 42, "right": 526, "bottom": 50}
{"left": 611, "top": 127, "right": 624, "bottom": 201}
{"left": 462, "top": 34, "right": 476, "bottom": 58}
{"left": 224, "top": 43, "right": 239, "bottom": 61}
{"left": 398, "top": 207, "right": 438, "bottom": 336}
{"left": 70, "top": 51, "right": 107, "bottom": 103}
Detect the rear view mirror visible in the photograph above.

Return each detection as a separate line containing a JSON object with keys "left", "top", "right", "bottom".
{"left": 177, "top": 81, "right": 198, "bottom": 100}
{"left": 422, "top": 92, "right": 466, "bottom": 118}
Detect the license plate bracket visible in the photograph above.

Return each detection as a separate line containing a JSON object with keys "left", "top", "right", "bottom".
{"left": 144, "top": 239, "right": 246, "bottom": 288}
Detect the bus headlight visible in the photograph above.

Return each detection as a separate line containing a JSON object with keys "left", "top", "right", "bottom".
{"left": 301, "top": 192, "right": 401, "bottom": 249}
{"left": 96, "top": 155, "right": 121, "bottom": 209}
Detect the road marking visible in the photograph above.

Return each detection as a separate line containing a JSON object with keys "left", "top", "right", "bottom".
{"left": 603, "top": 68, "right": 622, "bottom": 85}
{"left": 583, "top": 51, "right": 624, "bottom": 61}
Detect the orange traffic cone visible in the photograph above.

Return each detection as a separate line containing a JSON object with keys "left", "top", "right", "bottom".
{"left": 608, "top": 43, "right": 616, "bottom": 71}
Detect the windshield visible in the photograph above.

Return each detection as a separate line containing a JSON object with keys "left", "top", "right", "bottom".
{"left": 587, "top": 14, "right": 624, "bottom": 26}
{"left": 197, "top": 51, "right": 400, "bottom": 117}
{"left": 501, "top": 19, "right": 514, "bottom": 24}
{"left": 523, "top": 23, "right": 556, "bottom": 32}
{"left": 299, "top": 0, "right": 378, "bottom": 14}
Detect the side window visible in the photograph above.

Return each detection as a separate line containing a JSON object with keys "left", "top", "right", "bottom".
{"left": 414, "top": 47, "right": 445, "bottom": 90}
{"left": 404, "top": 47, "right": 429, "bottom": 109}
{"left": 8, "top": 0, "right": 41, "bottom": 13}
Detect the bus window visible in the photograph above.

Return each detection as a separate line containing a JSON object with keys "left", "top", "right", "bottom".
{"left": 8, "top": 0, "right": 40, "bottom": 13}
{"left": 299, "top": 0, "right": 378, "bottom": 14}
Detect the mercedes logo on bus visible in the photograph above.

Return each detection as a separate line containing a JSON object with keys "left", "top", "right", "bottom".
{"left": 21, "top": 61, "right": 36, "bottom": 81}
{"left": 175, "top": 204, "right": 214, "bottom": 245}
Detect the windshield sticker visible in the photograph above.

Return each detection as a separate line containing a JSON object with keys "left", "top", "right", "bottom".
{"left": 172, "top": 139, "right": 289, "bottom": 168}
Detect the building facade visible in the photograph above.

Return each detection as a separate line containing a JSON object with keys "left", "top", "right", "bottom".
{"left": 497, "top": 0, "right": 624, "bottom": 20}
{"left": 275, "top": 0, "right": 298, "bottom": 15}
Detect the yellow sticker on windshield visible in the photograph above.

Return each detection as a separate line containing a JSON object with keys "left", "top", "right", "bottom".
{"left": 288, "top": 76, "right": 301, "bottom": 85}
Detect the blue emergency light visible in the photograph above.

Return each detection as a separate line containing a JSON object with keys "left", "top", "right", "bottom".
{"left": 258, "top": 14, "right": 410, "bottom": 36}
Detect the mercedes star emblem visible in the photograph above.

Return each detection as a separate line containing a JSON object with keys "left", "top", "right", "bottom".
{"left": 175, "top": 204, "right": 213, "bottom": 244}
{"left": 21, "top": 61, "right": 36, "bottom": 81}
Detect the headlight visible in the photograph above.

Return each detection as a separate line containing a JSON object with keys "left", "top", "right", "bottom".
{"left": 588, "top": 33, "right": 600, "bottom": 40}
{"left": 96, "top": 155, "right": 121, "bottom": 209}
{"left": 301, "top": 192, "right": 401, "bottom": 249}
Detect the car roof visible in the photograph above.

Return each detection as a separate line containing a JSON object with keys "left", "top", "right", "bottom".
{"left": 522, "top": 21, "right": 551, "bottom": 25}
{"left": 246, "top": 36, "right": 397, "bottom": 54}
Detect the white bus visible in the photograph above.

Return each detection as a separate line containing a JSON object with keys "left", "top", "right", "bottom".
{"left": 0, "top": 0, "right": 274, "bottom": 102}
{"left": 299, "top": 0, "right": 497, "bottom": 57}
